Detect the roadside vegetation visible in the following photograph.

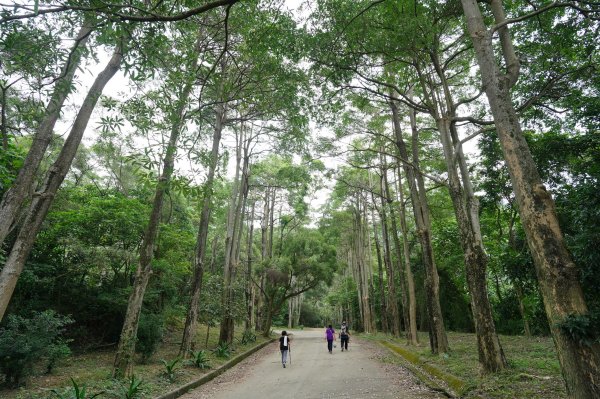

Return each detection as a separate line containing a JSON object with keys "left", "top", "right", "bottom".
{"left": 1, "top": 324, "right": 267, "bottom": 399}
{"left": 366, "top": 332, "right": 565, "bottom": 399}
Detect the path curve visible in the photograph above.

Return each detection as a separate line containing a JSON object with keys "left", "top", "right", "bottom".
{"left": 181, "top": 328, "right": 445, "bottom": 399}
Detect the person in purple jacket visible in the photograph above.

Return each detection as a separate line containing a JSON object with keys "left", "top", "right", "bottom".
{"left": 325, "top": 324, "right": 336, "bottom": 354}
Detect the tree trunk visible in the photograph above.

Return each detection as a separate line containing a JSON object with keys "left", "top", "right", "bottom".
{"left": 361, "top": 201, "right": 376, "bottom": 332}
{"left": 396, "top": 166, "right": 419, "bottom": 345}
{"left": 256, "top": 187, "right": 276, "bottom": 332}
{"left": 351, "top": 196, "right": 375, "bottom": 333}
{"left": 0, "top": 44, "right": 123, "bottom": 322}
{"left": 113, "top": 45, "right": 194, "bottom": 377}
{"left": 382, "top": 156, "right": 411, "bottom": 339}
{"left": 294, "top": 294, "right": 303, "bottom": 327}
{"left": 0, "top": 22, "right": 93, "bottom": 249}
{"left": 245, "top": 201, "right": 256, "bottom": 330}
{"left": 461, "top": 1, "right": 600, "bottom": 393}
{"left": 514, "top": 282, "right": 531, "bottom": 337}
{"left": 219, "top": 123, "right": 244, "bottom": 345}
{"left": 268, "top": 189, "right": 276, "bottom": 258}
{"left": 378, "top": 167, "right": 401, "bottom": 337}
{"left": 436, "top": 115, "right": 506, "bottom": 372}
{"left": 179, "top": 96, "right": 225, "bottom": 357}
{"left": 370, "top": 199, "right": 388, "bottom": 333}
{"left": 391, "top": 100, "right": 448, "bottom": 353}
{"left": 262, "top": 299, "right": 274, "bottom": 338}
{"left": 209, "top": 234, "right": 219, "bottom": 274}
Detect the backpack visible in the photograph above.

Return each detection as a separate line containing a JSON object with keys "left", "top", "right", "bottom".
{"left": 341, "top": 325, "right": 348, "bottom": 336}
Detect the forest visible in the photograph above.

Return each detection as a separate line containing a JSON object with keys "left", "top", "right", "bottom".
{"left": 0, "top": 0, "right": 599, "bottom": 398}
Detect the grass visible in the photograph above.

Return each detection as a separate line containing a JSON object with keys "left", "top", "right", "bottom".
{"left": 362, "top": 331, "right": 566, "bottom": 399}
{"left": 0, "top": 324, "right": 271, "bottom": 399}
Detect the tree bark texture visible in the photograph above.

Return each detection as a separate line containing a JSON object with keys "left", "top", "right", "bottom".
{"left": 461, "top": 0, "right": 600, "bottom": 393}
{"left": 0, "top": 45, "right": 123, "bottom": 323}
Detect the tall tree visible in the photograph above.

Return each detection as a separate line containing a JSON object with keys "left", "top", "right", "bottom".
{"left": 113, "top": 25, "right": 205, "bottom": 377}
{"left": 0, "top": 21, "right": 93, "bottom": 251}
{"left": 460, "top": 0, "right": 600, "bottom": 394}
{"left": 0, "top": 40, "right": 125, "bottom": 321}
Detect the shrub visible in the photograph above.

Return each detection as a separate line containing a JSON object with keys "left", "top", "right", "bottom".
{"left": 122, "top": 375, "right": 144, "bottom": 399}
{"left": 51, "top": 378, "right": 104, "bottom": 399}
{"left": 135, "top": 313, "right": 164, "bottom": 363}
{"left": 160, "top": 357, "right": 181, "bottom": 382}
{"left": 188, "top": 350, "right": 211, "bottom": 369}
{"left": 0, "top": 310, "right": 73, "bottom": 387}
{"left": 240, "top": 329, "right": 256, "bottom": 345}
{"left": 212, "top": 342, "right": 231, "bottom": 358}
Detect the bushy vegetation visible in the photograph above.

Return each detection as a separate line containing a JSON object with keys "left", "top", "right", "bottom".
{"left": 135, "top": 313, "right": 165, "bottom": 363}
{"left": 0, "top": 311, "right": 73, "bottom": 387}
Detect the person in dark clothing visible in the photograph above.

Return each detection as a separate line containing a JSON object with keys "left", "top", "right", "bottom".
{"left": 340, "top": 321, "right": 350, "bottom": 351}
{"left": 279, "top": 330, "right": 290, "bottom": 368}
{"left": 325, "top": 325, "right": 335, "bottom": 354}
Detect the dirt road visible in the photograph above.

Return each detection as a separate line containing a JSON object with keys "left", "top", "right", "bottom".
{"left": 181, "top": 328, "right": 445, "bottom": 399}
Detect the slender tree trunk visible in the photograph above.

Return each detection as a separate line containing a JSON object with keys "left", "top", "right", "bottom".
{"left": 351, "top": 197, "right": 375, "bottom": 333}
{"left": 514, "top": 282, "right": 531, "bottom": 337}
{"left": 443, "top": 118, "right": 507, "bottom": 372}
{"left": 262, "top": 298, "right": 275, "bottom": 337}
{"left": 396, "top": 166, "right": 419, "bottom": 345}
{"left": 179, "top": 97, "right": 225, "bottom": 357}
{"left": 233, "top": 135, "right": 251, "bottom": 267}
{"left": 361, "top": 201, "right": 375, "bottom": 332}
{"left": 391, "top": 100, "right": 448, "bottom": 353}
{"left": 0, "top": 23, "right": 93, "bottom": 249}
{"left": 114, "top": 46, "right": 194, "bottom": 377}
{"left": 461, "top": 2, "right": 600, "bottom": 392}
{"left": 288, "top": 294, "right": 294, "bottom": 329}
{"left": 0, "top": 44, "right": 123, "bottom": 322}
{"left": 245, "top": 202, "right": 256, "bottom": 330}
{"left": 255, "top": 189, "right": 271, "bottom": 332}
{"left": 1, "top": 84, "right": 10, "bottom": 151}
{"left": 294, "top": 294, "right": 303, "bottom": 327}
{"left": 378, "top": 168, "right": 401, "bottom": 337}
{"left": 370, "top": 200, "right": 388, "bottom": 333}
{"left": 268, "top": 189, "right": 276, "bottom": 258}
{"left": 382, "top": 156, "right": 411, "bottom": 339}
{"left": 209, "top": 234, "right": 218, "bottom": 274}
{"left": 218, "top": 124, "right": 245, "bottom": 344}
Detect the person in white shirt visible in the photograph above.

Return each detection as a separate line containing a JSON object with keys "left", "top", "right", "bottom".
{"left": 340, "top": 321, "right": 350, "bottom": 351}
{"left": 279, "top": 330, "right": 290, "bottom": 368}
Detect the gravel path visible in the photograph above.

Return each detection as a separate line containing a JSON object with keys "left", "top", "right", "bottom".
{"left": 181, "top": 329, "right": 446, "bottom": 399}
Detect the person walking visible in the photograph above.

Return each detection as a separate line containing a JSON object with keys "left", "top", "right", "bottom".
{"left": 340, "top": 320, "right": 350, "bottom": 351}
{"left": 325, "top": 324, "right": 336, "bottom": 354}
{"left": 279, "top": 330, "right": 290, "bottom": 368}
